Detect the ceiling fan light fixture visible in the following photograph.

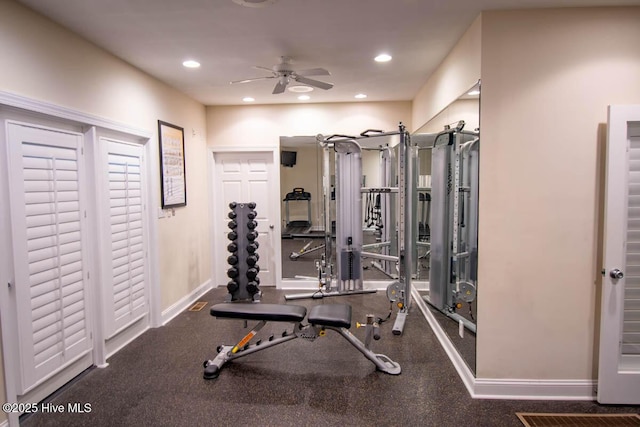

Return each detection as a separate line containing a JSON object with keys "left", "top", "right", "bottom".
{"left": 288, "top": 85, "right": 314, "bottom": 93}
{"left": 232, "top": 0, "right": 277, "bottom": 7}
{"left": 182, "top": 60, "right": 201, "bottom": 68}
{"left": 374, "top": 53, "right": 392, "bottom": 63}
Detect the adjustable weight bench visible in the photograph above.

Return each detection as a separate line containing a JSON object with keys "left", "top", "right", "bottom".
{"left": 203, "top": 303, "right": 401, "bottom": 379}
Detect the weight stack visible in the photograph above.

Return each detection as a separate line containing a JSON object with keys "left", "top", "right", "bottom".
{"left": 225, "top": 202, "right": 261, "bottom": 302}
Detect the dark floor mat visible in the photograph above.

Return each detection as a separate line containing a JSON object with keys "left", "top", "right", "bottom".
{"left": 517, "top": 413, "right": 640, "bottom": 426}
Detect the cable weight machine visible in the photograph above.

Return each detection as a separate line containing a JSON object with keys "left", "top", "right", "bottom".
{"left": 285, "top": 124, "right": 415, "bottom": 336}
{"left": 425, "top": 121, "right": 479, "bottom": 333}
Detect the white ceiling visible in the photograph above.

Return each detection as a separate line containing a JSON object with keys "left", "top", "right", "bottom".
{"left": 17, "top": 0, "right": 640, "bottom": 106}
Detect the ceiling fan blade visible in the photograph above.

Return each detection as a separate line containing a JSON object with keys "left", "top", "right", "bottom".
{"left": 253, "top": 65, "right": 275, "bottom": 73}
{"left": 230, "top": 76, "right": 275, "bottom": 84}
{"left": 296, "top": 68, "right": 330, "bottom": 77}
{"left": 294, "top": 75, "right": 333, "bottom": 90}
{"left": 272, "top": 80, "right": 287, "bottom": 94}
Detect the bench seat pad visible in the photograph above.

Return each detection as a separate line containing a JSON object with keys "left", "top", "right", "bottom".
{"left": 308, "top": 304, "right": 352, "bottom": 329}
{"left": 210, "top": 303, "right": 307, "bottom": 322}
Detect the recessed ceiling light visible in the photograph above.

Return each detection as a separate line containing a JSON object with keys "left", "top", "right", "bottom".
{"left": 232, "top": 0, "right": 277, "bottom": 7}
{"left": 374, "top": 54, "right": 392, "bottom": 63}
{"left": 288, "top": 85, "right": 314, "bottom": 93}
{"left": 182, "top": 60, "right": 201, "bottom": 68}
{"left": 355, "top": 94, "right": 367, "bottom": 99}
{"left": 298, "top": 95, "right": 310, "bottom": 101}
{"left": 242, "top": 97, "right": 255, "bottom": 102}
{"left": 467, "top": 90, "right": 480, "bottom": 96}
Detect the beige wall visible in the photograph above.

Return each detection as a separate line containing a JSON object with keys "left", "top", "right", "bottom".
{"left": 206, "top": 102, "right": 411, "bottom": 148}
{"left": 477, "top": 7, "right": 640, "bottom": 379}
{"left": 412, "top": 15, "right": 482, "bottom": 133}
{"left": 0, "top": 1, "right": 210, "bottom": 414}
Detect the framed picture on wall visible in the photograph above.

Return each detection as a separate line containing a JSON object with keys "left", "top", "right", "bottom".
{"left": 158, "top": 120, "right": 187, "bottom": 208}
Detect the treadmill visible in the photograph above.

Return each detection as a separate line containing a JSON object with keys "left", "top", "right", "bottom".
{"left": 282, "top": 187, "right": 312, "bottom": 238}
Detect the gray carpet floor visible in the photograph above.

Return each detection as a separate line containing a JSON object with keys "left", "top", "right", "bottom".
{"left": 20, "top": 287, "right": 640, "bottom": 427}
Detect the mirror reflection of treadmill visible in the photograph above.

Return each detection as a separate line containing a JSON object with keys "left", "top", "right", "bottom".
{"left": 282, "top": 187, "right": 312, "bottom": 238}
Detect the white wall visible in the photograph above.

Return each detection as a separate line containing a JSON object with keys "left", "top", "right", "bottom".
{"left": 478, "top": 7, "right": 640, "bottom": 380}
{"left": 0, "top": 2, "right": 210, "bottom": 418}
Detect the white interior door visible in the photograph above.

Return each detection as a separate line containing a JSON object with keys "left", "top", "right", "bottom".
{"left": 598, "top": 105, "right": 640, "bottom": 404}
{"left": 214, "top": 151, "right": 277, "bottom": 287}
{"left": 6, "top": 122, "right": 92, "bottom": 394}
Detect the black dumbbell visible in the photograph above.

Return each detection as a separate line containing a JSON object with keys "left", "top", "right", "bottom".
{"left": 227, "top": 281, "right": 239, "bottom": 293}
{"left": 228, "top": 220, "right": 237, "bottom": 229}
{"left": 248, "top": 202, "right": 256, "bottom": 209}
{"left": 247, "top": 231, "right": 258, "bottom": 241}
{"left": 247, "top": 242, "right": 259, "bottom": 253}
{"left": 227, "top": 268, "right": 239, "bottom": 278}
{"left": 247, "top": 282, "right": 259, "bottom": 295}
{"left": 227, "top": 242, "right": 237, "bottom": 252}
{"left": 228, "top": 211, "right": 237, "bottom": 219}
{"left": 229, "top": 202, "right": 237, "bottom": 209}
{"left": 247, "top": 255, "right": 258, "bottom": 266}
{"left": 247, "top": 221, "right": 257, "bottom": 230}
{"left": 227, "top": 231, "right": 237, "bottom": 241}
{"left": 247, "top": 211, "right": 257, "bottom": 220}
{"left": 227, "top": 255, "right": 238, "bottom": 265}
{"left": 246, "top": 268, "right": 258, "bottom": 280}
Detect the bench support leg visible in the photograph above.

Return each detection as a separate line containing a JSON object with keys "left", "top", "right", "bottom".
{"left": 204, "top": 323, "right": 299, "bottom": 379}
{"left": 329, "top": 327, "right": 401, "bottom": 375}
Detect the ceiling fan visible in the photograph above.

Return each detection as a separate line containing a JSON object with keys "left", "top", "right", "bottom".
{"left": 230, "top": 56, "right": 333, "bottom": 94}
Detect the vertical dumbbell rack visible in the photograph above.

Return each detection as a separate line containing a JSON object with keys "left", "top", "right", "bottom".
{"left": 225, "top": 202, "right": 261, "bottom": 302}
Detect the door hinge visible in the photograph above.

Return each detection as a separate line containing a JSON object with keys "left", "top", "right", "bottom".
{"left": 7, "top": 281, "right": 12, "bottom": 289}
{"left": 87, "top": 271, "right": 90, "bottom": 280}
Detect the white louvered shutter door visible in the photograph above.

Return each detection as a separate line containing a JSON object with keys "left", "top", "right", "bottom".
{"left": 624, "top": 135, "right": 640, "bottom": 356}
{"left": 102, "top": 139, "right": 148, "bottom": 337}
{"left": 7, "top": 123, "right": 91, "bottom": 394}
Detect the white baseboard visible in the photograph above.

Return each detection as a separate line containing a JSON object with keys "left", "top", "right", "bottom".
{"left": 410, "top": 287, "right": 596, "bottom": 401}
{"left": 473, "top": 378, "right": 596, "bottom": 400}
{"left": 161, "top": 279, "right": 212, "bottom": 325}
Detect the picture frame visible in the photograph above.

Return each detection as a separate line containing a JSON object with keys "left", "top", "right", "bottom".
{"left": 158, "top": 120, "right": 187, "bottom": 208}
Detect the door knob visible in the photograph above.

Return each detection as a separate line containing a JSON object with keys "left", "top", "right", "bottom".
{"left": 609, "top": 269, "right": 624, "bottom": 279}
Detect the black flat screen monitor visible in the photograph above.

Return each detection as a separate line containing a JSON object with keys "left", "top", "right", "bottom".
{"left": 281, "top": 151, "right": 297, "bottom": 167}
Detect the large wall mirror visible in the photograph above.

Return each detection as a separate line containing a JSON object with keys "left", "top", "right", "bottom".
{"left": 413, "top": 81, "right": 480, "bottom": 375}
{"left": 277, "top": 82, "right": 479, "bottom": 374}
{"left": 279, "top": 135, "right": 400, "bottom": 285}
